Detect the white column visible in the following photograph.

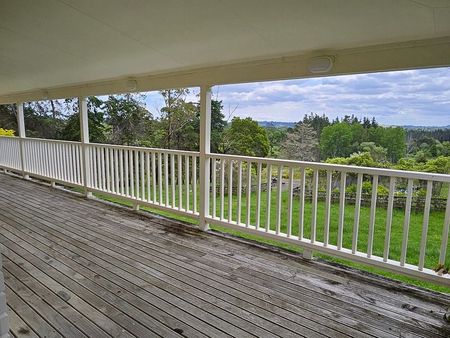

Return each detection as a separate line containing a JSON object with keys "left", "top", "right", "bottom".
{"left": 79, "top": 97, "right": 92, "bottom": 197}
{"left": 199, "top": 86, "right": 212, "bottom": 231}
{"left": 16, "top": 102, "right": 29, "bottom": 179}
{"left": 0, "top": 256, "right": 10, "bottom": 338}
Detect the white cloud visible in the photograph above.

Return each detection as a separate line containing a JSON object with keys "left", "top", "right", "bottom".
{"left": 140, "top": 68, "right": 450, "bottom": 126}
{"left": 212, "top": 67, "right": 450, "bottom": 126}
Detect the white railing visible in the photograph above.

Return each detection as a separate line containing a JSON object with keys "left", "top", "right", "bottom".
{"left": 0, "top": 136, "right": 21, "bottom": 171}
{"left": 0, "top": 135, "right": 449, "bottom": 285}
{"left": 205, "top": 153, "right": 450, "bottom": 285}
{"left": 86, "top": 143, "right": 199, "bottom": 215}
{"left": 22, "top": 138, "right": 84, "bottom": 186}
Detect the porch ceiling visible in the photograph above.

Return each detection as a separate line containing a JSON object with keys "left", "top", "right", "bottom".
{"left": 1, "top": 0, "right": 450, "bottom": 103}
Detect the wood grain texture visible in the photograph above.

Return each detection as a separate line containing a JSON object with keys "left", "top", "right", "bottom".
{"left": 1, "top": 173, "right": 450, "bottom": 338}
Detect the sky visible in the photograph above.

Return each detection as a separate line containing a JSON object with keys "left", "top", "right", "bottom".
{"left": 144, "top": 67, "right": 450, "bottom": 127}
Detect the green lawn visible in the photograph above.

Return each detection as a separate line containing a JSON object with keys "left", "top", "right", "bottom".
{"left": 74, "top": 183, "right": 450, "bottom": 293}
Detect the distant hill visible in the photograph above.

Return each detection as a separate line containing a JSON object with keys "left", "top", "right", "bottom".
{"left": 258, "top": 120, "right": 450, "bottom": 130}
{"left": 396, "top": 125, "right": 450, "bottom": 130}
{"left": 258, "top": 121, "right": 296, "bottom": 128}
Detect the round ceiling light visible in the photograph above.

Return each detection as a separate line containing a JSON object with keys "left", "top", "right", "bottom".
{"left": 126, "top": 79, "right": 138, "bottom": 92}
{"left": 308, "top": 56, "right": 334, "bottom": 74}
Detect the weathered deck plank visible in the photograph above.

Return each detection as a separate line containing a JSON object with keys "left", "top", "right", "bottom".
{"left": 1, "top": 192, "right": 341, "bottom": 337}
{"left": 1, "top": 173, "right": 450, "bottom": 338}
{"left": 7, "top": 306, "right": 39, "bottom": 338}
{"left": 4, "top": 258, "right": 109, "bottom": 338}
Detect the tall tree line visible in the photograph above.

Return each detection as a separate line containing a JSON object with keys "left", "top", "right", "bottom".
{"left": 276, "top": 113, "right": 407, "bottom": 163}
{"left": 0, "top": 91, "right": 270, "bottom": 157}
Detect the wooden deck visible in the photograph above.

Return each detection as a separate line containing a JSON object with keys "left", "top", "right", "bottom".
{"left": 0, "top": 174, "right": 449, "bottom": 338}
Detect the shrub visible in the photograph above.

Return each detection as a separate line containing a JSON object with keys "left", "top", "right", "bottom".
{"left": 346, "top": 181, "right": 389, "bottom": 195}
{"left": 0, "top": 128, "right": 14, "bottom": 136}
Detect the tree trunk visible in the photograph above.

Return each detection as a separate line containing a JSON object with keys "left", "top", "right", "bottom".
{"left": 50, "top": 100, "right": 56, "bottom": 119}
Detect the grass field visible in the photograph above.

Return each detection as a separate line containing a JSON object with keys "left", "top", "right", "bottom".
{"left": 74, "top": 184, "right": 450, "bottom": 293}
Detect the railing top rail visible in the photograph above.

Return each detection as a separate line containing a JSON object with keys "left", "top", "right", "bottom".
{"left": 2, "top": 136, "right": 449, "bottom": 182}
{"left": 0, "top": 136, "right": 200, "bottom": 156}
{"left": 10, "top": 136, "right": 81, "bottom": 145}
{"left": 209, "top": 152, "right": 450, "bottom": 183}
{"left": 89, "top": 142, "right": 200, "bottom": 156}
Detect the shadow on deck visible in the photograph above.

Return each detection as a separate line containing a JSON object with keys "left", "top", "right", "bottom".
{"left": 0, "top": 173, "right": 449, "bottom": 338}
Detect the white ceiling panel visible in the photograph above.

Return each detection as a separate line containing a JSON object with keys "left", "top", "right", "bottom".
{"left": 0, "top": 0, "right": 449, "bottom": 100}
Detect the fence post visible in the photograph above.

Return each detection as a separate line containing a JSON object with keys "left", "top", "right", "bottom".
{"left": 16, "top": 102, "right": 29, "bottom": 180}
{"left": 199, "top": 86, "right": 212, "bottom": 231}
{"left": 79, "top": 97, "right": 92, "bottom": 198}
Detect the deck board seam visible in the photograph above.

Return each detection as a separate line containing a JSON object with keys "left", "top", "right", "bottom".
{"left": 0, "top": 203, "right": 312, "bottom": 338}
{"left": 0, "top": 211, "right": 260, "bottom": 338}
{"left": 0, "top": 215, "right": 338, "bottom": 338}
{"left": 0, "top": 198, "right": 428, "bottom": 338}
{"left": 4, "top": 265, "right": 90, "bottom": 338}
{"left": 0, "top": 229, "right": 213, "bottom": 338}
{"left": 7, "top": 193, "right": 442, "bottom": 336}
{"left": 0, "top": 191, "right": 434, "bottom": 336}
{"left": 1, "top": 174, "right": 450, "bottom": 338}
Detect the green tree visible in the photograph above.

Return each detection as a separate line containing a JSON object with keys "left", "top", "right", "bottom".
{"left": 0, "top": 104, "right": 17, "bottom": 132}
{"left": 105, "top": 94, "right": 153, "bottom": 146}
{"left": 280, "top": 123, "right": 319, "bottom": 161}
{"left": 265, "top": 126, "right": 287, "bottom": 157}
{"left": 320, "top": 122, "right": 354, "bottom": 158}
{"left": 60, "top": 97, "right": 108, "bottom": 143}
{"left": 301, "top": 113, "right": 330, "bottom": 138}
{"left": 394, "top": 157, "right": 418, "bottom": 171}
{"left": 326, "top": 151, "right": 385, "bottom": 168}
{"left": 221, "top": 117, "right": 270, "bottom": 157}
{"left": 191, "top": 99, "right": 227, "bottom": 152}
{"left": 159, "top": 89, "right": 198, "bottom": 150}
{"left": 378, "top": 127, "right": 406, "bottom": 162}
{"left": 359, "top": 142, "right": 388, "bottom": 162}
{"left": 23, "top": 102, "right": 65, "bottom": 139}
{"left": 442, "top": 141, "right": 450, "bottom": 156}
{"left": 422, "top": 156, "right": 450, "bottom": 174}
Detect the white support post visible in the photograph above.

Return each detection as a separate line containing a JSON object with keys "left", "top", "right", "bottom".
{"left": 16, "top": 102, "right": 29, "bottom": 179}
{"left": 199, "top": 86, "right": 212, "bottom": 231}
{"left": 79, "top": 97, "right": 92, "bottom": 198}
{"left": 0, "top": 255, "right": 10, "bottom": 338}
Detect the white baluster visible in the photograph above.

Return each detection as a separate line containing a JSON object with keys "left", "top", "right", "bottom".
{"left": 266, "top": 164, "right": 272, "bottom": 232}
{"left": 337, "top": 172, "right": 347, "bottom": 250}
{"left": 287, "top": 167, "right": 294, "bottom": 237}
{"left": 237, "top": 161, "right": 243, "bottom": 225}
{"left": 311, "top": 169, "right": 319, "bottom": 243}
{"left": 367, "top": 175, "right": 378, "bottom": 258}
{"left": 276, "top": 165, "right": 283, "bottom": 235}
{"left": 228, "top": 159, "right": 233, "bottom": 222}
{"left": 255, "top": 162, "right": 262, "bottom": 229}
{"left": 400, "top": 179, "right": 413, "bottom": 266}
{"left": 383, "top": 177, "right": 396, "bottom": 262}
{"left": 419, "top": 180, "right": 433, "bottom": 270}
{"left": 220, "top": 159, "right": 225, "bottom": 220}
{"left": 352, "top": 173, "right": 363, "bottom": 254}
{"left": 298, "top": 167, "right": 305, "bottom": 239}
{"left": 186, "top": 155, "right": 190, "bottom": 211}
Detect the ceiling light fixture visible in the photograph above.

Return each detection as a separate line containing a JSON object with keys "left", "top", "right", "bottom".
{"left": 42, "top": 90, "right": 50, "bottom": 100}
{"left": 308, "top": 56, "right": 334, "bottom": 74}
{"left": 126, "top": 79, "right": 138, "bottom": 92}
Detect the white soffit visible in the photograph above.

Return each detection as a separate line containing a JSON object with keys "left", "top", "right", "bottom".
{"left": 0, "top": 0, "right": 450, "bottom": 103}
